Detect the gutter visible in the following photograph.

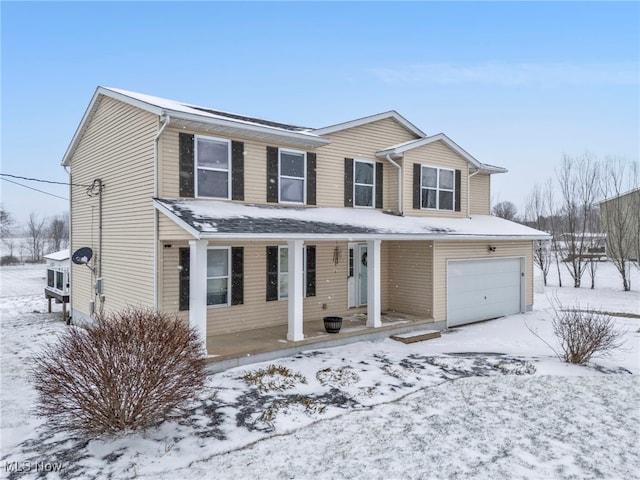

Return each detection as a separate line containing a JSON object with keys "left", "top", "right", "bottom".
{"left": 385, "top": 154, "right": 403, "bottom": 215}
{"left": 467, "top": 169, "right": 480, "bottom": 218}
{"left": 153, "top": 113, "right": 171, "bottom": 310}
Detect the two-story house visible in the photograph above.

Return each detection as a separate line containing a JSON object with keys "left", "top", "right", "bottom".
{"left": 62, "top": 87, "right": 548, "bottom": 368}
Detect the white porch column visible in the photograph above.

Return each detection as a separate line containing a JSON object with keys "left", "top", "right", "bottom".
{"left": 287, "top": 239, "right": 304, "bottom": 341}
{"left": 189, "top": 239, "right": 208, "bottom": 354}
{"left": 366, "top": 239, "right": 382, "bottom": 328}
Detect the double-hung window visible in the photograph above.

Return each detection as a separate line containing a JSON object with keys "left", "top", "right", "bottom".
{"left": 278, "top": 246, "right": 290, "bottom": 299}
{"left": 354, "top": 160, "right": 375, "bottom": 207}
{"left": 279, "top": 149, "right": 306, "bottom": 204}
{"left": 421, "top": 166, "right": 455, "bottom": 210}
{"left": 207, "top": 247, "right": 230, "bottom": 306}
{"left": 196, "top": 136, "right": 231, "bottom": 198}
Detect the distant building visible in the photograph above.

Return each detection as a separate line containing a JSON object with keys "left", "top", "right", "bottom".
{"left": 599, "top": 188, "right": 640, "bottom": 262}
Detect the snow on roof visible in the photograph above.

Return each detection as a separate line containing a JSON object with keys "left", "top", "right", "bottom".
{"left": 154, "top": 199, "right": 549, "bottom": 241}
{"left": 104, "top": 87, "right": 315, "bottom": 134}
{"left": 43, "top": 249, "right": 69, "bottom": 261}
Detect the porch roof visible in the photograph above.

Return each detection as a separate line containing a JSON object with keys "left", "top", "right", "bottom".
{"left": 154, "top": 198, "right": 550, "bottom": 241}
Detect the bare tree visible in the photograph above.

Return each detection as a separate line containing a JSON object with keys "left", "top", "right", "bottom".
{"left": 1, "top": 205, "right": 15, "bottom": 237}
{"left": 47, "top": 214, "right": 69, "bottom": 252}
{"left": 492, "top": 201, "right": 519, "bottom": 221}
{"left": 525, "top": 184, "right": 552, "bottom": 285}
{"left": 25, "top": 212, "right": 47, "bottom": 263}
{"left": 585, "top": 204, "right": 602, "bottom": 289}
{"left": 544, "top": 179, "right": 564, "bottom": 287}
{"left": 0, "top": 205, "right": 17, "bottom": 264}
{"left": 556, "top": 154, "right": 600, "bottom": 287}
{"left": 599, "top": 158, "right": 639, "bottom": 291}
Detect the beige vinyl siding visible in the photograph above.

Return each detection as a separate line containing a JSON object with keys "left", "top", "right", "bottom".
{"left": 161, "top": 240, "right": 391, "bottom": 336}
{"left": 160, "top": 128, "right": 300, "bottom": 205}
{"left": 69, "top": 96, "right": 158, "bottom": 317}
{"left": 432, "top": 240, "right": 534, "bottom": 322}
{"left": 160, "top": 118, "right": 417, "bottom": 210}
{"left": 469, "top": 173, "right": 491, "bottom": 215}
{"left": 402, "top": 141, "right": 470, "bottom": 218}
{"left": 158, "top": 214, "right": 196, "bottom": 241}
{"left": 318, "top": 118, "right": 418, "bottom": 210}
{"left": 387, "top": 241, "right": 433, "bottom": 317}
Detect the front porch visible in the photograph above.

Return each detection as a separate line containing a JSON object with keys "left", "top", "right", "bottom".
{"left": 205, "top": 311, "right": 442, "bottom": 372}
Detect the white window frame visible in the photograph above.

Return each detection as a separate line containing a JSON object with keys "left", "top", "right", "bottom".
{"left": 195, "top": 135, "right": 231, "bottom": 200}
{"left": 353, "top": 159, "right": 376, "bottom": 208}
{"left": 278, "top": 148, "right": 307, "bottom": 205}
{"left": 206, "top": 246, "right": 231, "bottom": 308}
{"left": 420, "top": 165, "right": 455, "bottom": 211}
{"left": 277, "top": 246, "right": 307, "bottom": 300}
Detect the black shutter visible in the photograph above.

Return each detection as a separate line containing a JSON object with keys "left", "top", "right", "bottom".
{"left": 179, "top": 248, "right": 190, "bottom": 311}
{"left": 344, "top": 158, "right": 354, "bottom": 207}
{"left": 266, "top": 246, "right": 278, "bottom": 301}
{"left": 231, "top": 247, "right": 244, "bottom": 305}
{"left": 375, "top": 162, "right": 383, "bottom": 209}
{"left": 306, "top": 245, "right": 316, "bottom": 297}
{"left": 413, "top": 163, "right": 421, "bottom": 209}
{"left": 231, "top": 141, "right": 244, "bottom": 201}
{"left": 454, "top": 169, "right": 462, "bottom": 212}
{"left": 179, "top": 133, "right": 195, "bottom": 198}
{"left": 267, "top": 147, "right": 279, "bottom": 203}
{"left": 307, "top": 152, "right": 317, "bottom": 206}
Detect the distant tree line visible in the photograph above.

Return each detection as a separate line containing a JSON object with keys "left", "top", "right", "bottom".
{"left": 492, "top": 155, "right": 639, "bottom": 291}
{"left": 0, "top": 206, "right": 69, "bottom": 264}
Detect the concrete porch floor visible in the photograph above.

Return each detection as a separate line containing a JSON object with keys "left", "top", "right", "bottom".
{"left": 205, "top": 311, "right": 442, "bottom": 372}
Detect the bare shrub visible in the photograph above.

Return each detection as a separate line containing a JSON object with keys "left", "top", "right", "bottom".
{"left": 32, "top": 308, "right": 205, "bottom": 436}
{"left": 553, "top": 307, "right": 626, "bottom": 365}
{"left": 243, "top": 364, "right": 307, "bottom": 393}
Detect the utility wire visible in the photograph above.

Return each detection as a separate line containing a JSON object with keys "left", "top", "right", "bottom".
{"left": 0, "top": 173, "right": 92, "bottom": 188}
{"left": 0, "top": 177, "right": 69, "bottom": 201}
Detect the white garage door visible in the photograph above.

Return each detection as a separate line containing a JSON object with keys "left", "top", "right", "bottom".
{"left": 447, "top": 258, "right": 523, "bottom": 327}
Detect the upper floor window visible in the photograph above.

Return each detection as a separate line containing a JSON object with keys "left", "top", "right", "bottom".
{"left": 421, "top": 165, "right": 454, "bottom": 210}
{"left": 354, "top": 160, "right": 375, "bottom": 208}
{"left": 279, "top": 149, "right": 306, "bottom": 204}
{"left": 196, "top": 136, "right": 231, "bottom": 199}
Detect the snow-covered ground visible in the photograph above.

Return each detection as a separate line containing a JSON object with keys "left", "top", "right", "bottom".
{"left": 0, "top": 262, "right": 638, "bottom": 479}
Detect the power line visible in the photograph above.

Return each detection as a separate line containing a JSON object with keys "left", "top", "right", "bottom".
{"left": 0, "top": 173, "right": 91, "bottom": 188}
{"left": 0, "top": 177, "right": 69, "bottom": 201}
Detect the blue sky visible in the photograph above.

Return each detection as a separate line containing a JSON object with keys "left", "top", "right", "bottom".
{"left": 2, "top": 1, "right": 638, "bottom": 224}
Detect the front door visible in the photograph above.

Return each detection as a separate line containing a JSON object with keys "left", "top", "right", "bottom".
{"left": 348, "top": 243, "right": 368, "bottom": 307}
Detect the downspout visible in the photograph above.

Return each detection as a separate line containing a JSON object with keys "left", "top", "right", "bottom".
{"left": 153, "top": 113, "right": 171, "bottom": 310}
{"left": 468, "top": 168, "right": 480, "bottom": 218}
{"left": 385, "top": 154, "right": 403, "bottom": 215}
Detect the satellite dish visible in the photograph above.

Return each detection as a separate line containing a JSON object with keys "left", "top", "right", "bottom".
{"left": 72, "top": 247, "right": 93, "bottom": 265}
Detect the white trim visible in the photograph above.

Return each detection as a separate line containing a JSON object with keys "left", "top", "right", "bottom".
{"left": 376, "top": 133, "right": 508, "bottom": 174}
{"left": 314, "top": 110, "right": 425, "bottom": 138}
{"left": 287, "top": 239, "right": 304, "bottom": 342}
{"left": 278, "top": 148, "right": 307, "bottom": 205}
{"left": 206, "top": 246, "right": 231, "bottom": 308}
{"left": 366, "top": 239, "right": 381, "bottom": 328}
{"left": 195, "top": 135, "right": 232, "bottom": 200}
{"left": 420, "top": 165, "right": 455, "bottom": 211}
{"left": 353, "top": 159, "right": 376, "bottom": 208}
{"left": 189, "top": 240, "right": 208, "bottom": 353}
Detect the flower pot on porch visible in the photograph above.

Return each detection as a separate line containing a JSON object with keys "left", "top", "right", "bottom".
{"left": 323, "top": 316, "right": 343, "bottom": 334}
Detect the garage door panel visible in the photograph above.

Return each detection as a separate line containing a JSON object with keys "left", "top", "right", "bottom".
{"left": 447, "top": 258, "right": 522, "bottom": 327}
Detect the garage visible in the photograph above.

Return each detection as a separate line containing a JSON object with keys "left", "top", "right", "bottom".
{"left": 447, "top": 257, "right": 524, "bottom": 327}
